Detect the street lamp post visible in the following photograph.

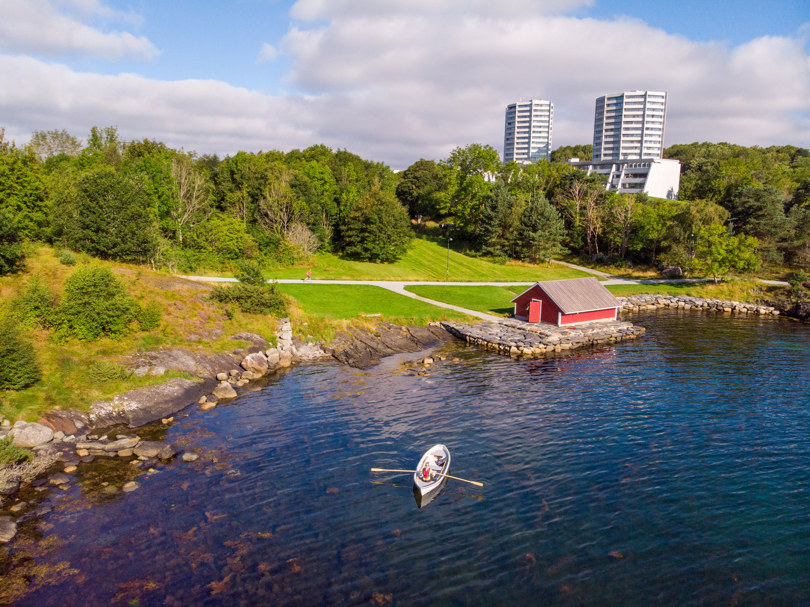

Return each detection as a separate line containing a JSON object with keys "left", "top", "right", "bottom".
{"left": 446, "top": 237, "right": 452, "bottom": 281}
{"left": 190, "top": 223, "right": 194, "bottom": 273}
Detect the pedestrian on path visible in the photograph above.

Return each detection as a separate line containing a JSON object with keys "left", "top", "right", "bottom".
{"left": 304, "top": 268, "right": 312, "bottom": 281}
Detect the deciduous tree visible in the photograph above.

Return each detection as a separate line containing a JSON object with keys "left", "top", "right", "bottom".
{"left": 342, "top": 187, "right": 411, "bottom": 262}
{"left": 692, "top": 223, "right": 760, "bottom": 282}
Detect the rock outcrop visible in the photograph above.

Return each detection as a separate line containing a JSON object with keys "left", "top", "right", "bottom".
{"left": 9, "top": 422, "right": 54, "bottom": 448}
{"left": 89, "top": 378, "right": 216, "bottom": 428}
{"left": 326, "top": 323, "right": 453, "bottom": 368}
{"left": 0, "top": 517, "right": 17, "bottom": 543}
{"left": 766, "top": 299, "right": 810, "bottom": 322}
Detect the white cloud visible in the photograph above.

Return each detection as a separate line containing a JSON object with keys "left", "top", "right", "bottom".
{"left": 290, "top": 0, "right": 595, "bottom": 21}
{"left": 0, "top": 55, "right": 311, "bottom": 155}
{"left": 258, "top": 42, "right": 279, "bottom": 63}
{"left": 278, "top": 5, "right": 810, "bottom": 164}
{"left": 0, "top": 0, "right": 157, "bottom": 60}
{"left": 0, "top": 2, "right": 807, "bottom": 169}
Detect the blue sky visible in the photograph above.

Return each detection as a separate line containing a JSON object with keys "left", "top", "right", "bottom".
{"left": 1, "top": 0, "right": 808, "bottom": 168}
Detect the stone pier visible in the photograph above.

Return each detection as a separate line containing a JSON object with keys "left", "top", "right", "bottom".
{"left": 439, "top": 318, "right": 645, "bottom": 359}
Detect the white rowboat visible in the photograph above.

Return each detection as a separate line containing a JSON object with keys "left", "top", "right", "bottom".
{"left": 413, "top": 444, "right": 451, "bottom": 499}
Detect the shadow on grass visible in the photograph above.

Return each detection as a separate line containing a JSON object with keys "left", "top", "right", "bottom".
{"left": 490, "top": 307, "right": 513, "bottom": 316}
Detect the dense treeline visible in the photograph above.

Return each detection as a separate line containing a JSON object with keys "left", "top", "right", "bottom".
{"left": 0, "top": 126, "right": 411, "bottom": 272}
{"left": 1, "top": 125, "right": 808, "bottom": 280}
{"left": 396, "top": 141, "right": 810, "bottom": 274}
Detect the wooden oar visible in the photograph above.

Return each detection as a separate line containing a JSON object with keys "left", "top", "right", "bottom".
{"left": 370, "top": 468, "right": 416, "bottom": 474}
{"left": 370, "top": 468, "right": 483, "bottom": 487}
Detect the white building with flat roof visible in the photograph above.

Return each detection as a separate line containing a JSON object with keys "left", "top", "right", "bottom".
{"left": 504, "top": 99, "right": 554, "bottom": 164}
{"left": 570, "top": 157, "right": 681, "bottom": 200}
{"left": 592, "top": 91, "right": 667, "bottom": 161}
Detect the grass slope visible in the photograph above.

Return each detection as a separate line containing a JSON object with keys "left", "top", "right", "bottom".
{"left": 280, "top": 284, "right": 470, "bottom": 342}
{"left": 405, "top": 285, "right": 524, "bottom": 317}
{"left": 266, "top": 237, "right": 591, "bottom": 282}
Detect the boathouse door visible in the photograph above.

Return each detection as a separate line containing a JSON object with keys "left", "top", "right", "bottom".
{"left": 528, "top": 299, "right": 542, "bottom": 323}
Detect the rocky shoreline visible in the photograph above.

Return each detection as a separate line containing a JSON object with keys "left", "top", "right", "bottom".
{"left": 0, "top": 318, "right": 332, "bottom": 542}
{"left": 0, "top": 318, "right": 456, "bottom": 542}
{"left": 0, "top": 294, "right": 801, "bottom": 543}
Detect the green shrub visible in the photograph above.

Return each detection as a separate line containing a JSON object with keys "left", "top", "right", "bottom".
{"left": 87, "top": 361, "right": 132, "bottom": 383}
{"left": 15, "top": 274, "right": 57, "bottom": 328}
{"left": 0, "top": 314, "right": 41, "bottom": 390}
{"left": 234, "top": 260, "right": 266, "bottom": 287}
{"left": 210, "top": 282, "right": 288, "bottom": 315}
{"left": 51, "top": 265, "right": 139, "bottom": 341}
{"left": 193, "top": 215, "right": 258, "bottom": 261}
{"left": 137, "top": 300, "right": 163, "bottom": 331}
{"left": 0, "top": 435, "right": 33, "bottom": 465}
{"left": 0, "top": 207, "right": 25, "bottom": 276}
{"left": 271, "top": 239, "right": 310, "bottom": 266}
{"left": 58, "top": 251, "right": 76, "bottom": 266}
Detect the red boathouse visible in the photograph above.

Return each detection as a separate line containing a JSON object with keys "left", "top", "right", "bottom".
{"left": 511, "top": 277, "right": 620, "bottom": 326}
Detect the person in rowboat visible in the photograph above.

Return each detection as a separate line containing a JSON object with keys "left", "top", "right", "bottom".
{"left": 421, "top": 461, "right": 433, "bottom": 481}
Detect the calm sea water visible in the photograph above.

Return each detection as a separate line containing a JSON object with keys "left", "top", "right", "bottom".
{"left": 4, "top": 311, "right": 810, "bottom": 606}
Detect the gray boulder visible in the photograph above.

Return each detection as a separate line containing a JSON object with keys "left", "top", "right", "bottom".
{"left": 38, "top": 409, "right": 90, "bottom": 436}
{"left": 0, "top": 517, "right": 17, "bottom": 543}
{"left": 10, "top": 422, "right": 54, "bottom": 448}
{"left": 241, "top": 352, "right": 269, "bottom": 377}
{"left": 0, "top": 475, "right": 20, "bottom": 496}
{"left": 265, "top": 348, "right": 280, "bottom": 366}
{"left": 212, "top": 381, "right": 237, "bottom": 400}
{"left": 133, "top": 441, "right": 175, "bottom": 459}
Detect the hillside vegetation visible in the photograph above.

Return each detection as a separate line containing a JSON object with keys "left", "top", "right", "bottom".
{"left": 266, "top": 235, "right": 590, "bottom": 281}
{"left": 4, "top": 242, "right": 568, "bottom": 421}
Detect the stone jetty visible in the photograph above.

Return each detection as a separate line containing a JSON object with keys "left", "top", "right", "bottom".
{"left": 440, "top": 318, "right": 645, "bottom": 359}
{"left": 617, "top": 294, "right": 780, "bottom": 316}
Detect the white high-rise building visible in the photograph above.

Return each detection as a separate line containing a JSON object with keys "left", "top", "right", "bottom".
{"left": 503, "top": 99, "right": 554, "bottom": 163}
{"left": 592, "top": 91, "right": 667, "bottom": 161}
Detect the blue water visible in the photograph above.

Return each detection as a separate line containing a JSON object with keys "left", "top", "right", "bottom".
{"left": 4, "top": 311, "right": 810, "bottom": 605}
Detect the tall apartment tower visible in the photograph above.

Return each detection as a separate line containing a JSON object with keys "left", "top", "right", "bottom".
{"left": 503, "top": 99, "right": 554, "bottom": 163}
{"left": 592, "top": 91, "right": 667, "bottom": 161}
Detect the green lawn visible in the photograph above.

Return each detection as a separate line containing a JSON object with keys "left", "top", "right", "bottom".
{"left": 266, "top": 236, "right": 591, "bottom": 282}
{"left": 405, "top": 285, "right": 524, "bottom": 316}
{"left": 278, "top": 284, "right": 470, "bottom": 323}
